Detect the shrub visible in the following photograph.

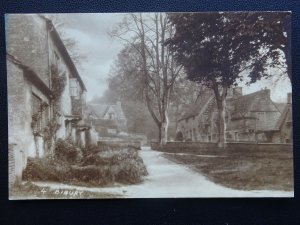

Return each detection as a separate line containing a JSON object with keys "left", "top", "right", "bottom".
{"left": 55, "top": 139, "right": 82, "bottom": 163}
{"left": 23, "top": 147, "right": 148, "bottom": 186}
{"left": 22, "top": 158, "right": 71, "bottom": 182}
{"left": 79, "top": 148, "right": 148, "bottom": 185}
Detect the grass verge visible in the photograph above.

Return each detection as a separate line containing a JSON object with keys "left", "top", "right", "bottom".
{"left": 164, "top": 151, "right": 293, "bottom": 191}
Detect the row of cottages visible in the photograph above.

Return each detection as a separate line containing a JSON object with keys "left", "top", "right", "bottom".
{"left": 7, "top": 14, "right": 97, "bottom": 186}
{"left": 175, "top": 87, "right": 293, "bottom": 144}
{"left": 86, "top": 101, "right": 128, "bottom": 138}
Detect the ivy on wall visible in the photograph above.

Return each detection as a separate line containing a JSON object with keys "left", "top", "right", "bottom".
{"left": 31, "top": 64, "right": 66, "bottom": 158}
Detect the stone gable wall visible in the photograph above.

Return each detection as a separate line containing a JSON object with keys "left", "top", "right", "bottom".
{"left": 6, "top": 15, "right": 49, "bottom": 86}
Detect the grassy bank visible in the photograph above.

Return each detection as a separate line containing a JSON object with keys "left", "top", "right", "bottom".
{"left": 164, "top": 151, "right": 293, "bottom": 191}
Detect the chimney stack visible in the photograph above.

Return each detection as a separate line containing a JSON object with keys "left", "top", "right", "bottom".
{"left": 233, "top": 87, "right": 243, "bottom": 97}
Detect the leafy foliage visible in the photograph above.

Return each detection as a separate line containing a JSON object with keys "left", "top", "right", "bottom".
{"left": 166, "top": 12, "right": 291, "bottom": 146}
{"left": 55, "top": 138, "right": 83, "bottom": 163}
{"left": 23, "top": 146, "right": 148, "bottom": 186}
{"left": 51, "top": 64, "right": 66, "bottom": 101}
{"left": 31, "top": 101, "right": 48, "bottom": 136}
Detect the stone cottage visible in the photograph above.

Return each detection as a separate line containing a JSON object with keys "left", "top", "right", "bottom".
{"left": 6, "top": 14, "right": 96, "bottom": 186}
{"left": 176, "top": 87, "right": 292, "bottom": 143}
{"left": 86, "top": 101, "right": 127, "bottom": 137}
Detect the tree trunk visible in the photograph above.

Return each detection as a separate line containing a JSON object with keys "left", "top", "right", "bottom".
{"left": 158, "top": 123, "right": 162, "bottom": 145}
{"left": 160, "top": 115, "right": 169, "bottom": 146}
{"left": 216, "top": 94, "right": 227, "bottom": 148}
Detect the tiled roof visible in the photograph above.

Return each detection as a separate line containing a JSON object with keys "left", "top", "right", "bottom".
{"left": 179, "top": 88, "right": 284, "bottom": 131}
{"left": 87, "top": 102, "right": 126, "bottom": 120}
{"left": 179, "top": 90, "right": 214, "bottom": 120}
{"left": 275, "top": 103, "right": 286, "bottom": 113}
{"left": 102, "top": 104, "right": 126, "bottom": 120}
{"left": 229, "top": 89, "right": 279, "bottom": 119}
{"left": 86, "top": 103, "right": 108, "bottom": 118}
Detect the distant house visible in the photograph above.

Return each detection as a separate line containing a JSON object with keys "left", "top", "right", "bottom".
{"left": 273, "top": 93, "right": 293, "bottom": 143}
{"left": 176, "top": 87, "right": 292, "bottom": 143}
{"left": 86, "top": 101, "right": 127, "bottom": 137}
{"left": 6, "top": 14, "right": 96, "bottom": 186}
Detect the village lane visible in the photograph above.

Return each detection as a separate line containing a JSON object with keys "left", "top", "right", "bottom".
{"left": 34, "top": 147, "right": 293, "bottom": 198}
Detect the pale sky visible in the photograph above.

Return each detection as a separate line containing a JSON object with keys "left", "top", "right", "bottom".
{"left": 58, "top": 13, "right": 292, "bottom": 103}
{"left": 60, "top": 13, "right": 126, "bottom": 101}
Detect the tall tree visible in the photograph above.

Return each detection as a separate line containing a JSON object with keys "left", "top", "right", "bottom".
{"left": 166, "top": 12, "right": 290, "bottom": 147}
{"left": 230, "top": 12, "right": 291, "bottom": 82}
{"left": 110, "top": 13, "right": 183, "bottom": 145}
{"left": 108, "top": 44, "right": 146, "bottom": 102}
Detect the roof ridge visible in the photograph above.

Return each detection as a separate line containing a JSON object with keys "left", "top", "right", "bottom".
{"left": 236, "top": 89, "right": 269, "bottom": 99}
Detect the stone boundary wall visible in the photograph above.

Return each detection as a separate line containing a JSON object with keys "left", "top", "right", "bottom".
{"left": 98, "top": 140, "right": 141, "bottom": 150}
{"left": 226, "top": 142, "right": 292, "bottom": 152}
{"left": 151, "top": 141, "right": 293, "bottom": 157}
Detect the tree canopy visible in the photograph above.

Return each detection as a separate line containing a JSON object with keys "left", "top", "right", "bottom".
{"left": 166, "top": 12, "right": 291, "bottom": 88}
{"left": 166, "top": 12, "right": 291, "bottom": 146}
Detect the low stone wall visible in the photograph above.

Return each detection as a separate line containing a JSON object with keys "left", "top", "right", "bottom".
{"left": 151, "top": 141, "right": 293, "bottom": 157}
{"left": 226, "top": 142, "right": 292, "bottom": 152}
{"left": 98, "top": 140, "right": 141, "bottom": 150}
{"left": 151, "top": 141, "right": 217, "bottom": 154}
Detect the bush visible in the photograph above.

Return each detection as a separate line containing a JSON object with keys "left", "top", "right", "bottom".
{"left": 23, "top": 147, "right": 148, "bottom": 186}
{"left": 79, "top": 148, "right": 148, "bottom": 184}
{"left": 23, "top": 158, "right": 71, "bottom": 182}
{"left": 55, "top": 139, "right": 82, "bottom": 163}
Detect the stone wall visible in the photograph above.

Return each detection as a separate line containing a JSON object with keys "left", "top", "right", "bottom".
{"left": 98, "top": 140, "right": 141, "bottom": 150}
{"left": 151, "top": 141, "right": 217, "bottom": 153}
{"left": 226, "top": 142, "right": 292, "bottom": 153}
{"left": 7, "top": 61, "right": 29, "bottom": 184}
{"left": 151, "top": 141, "right": 293, "bottom": 157}
{"left": 6, "top": 15, "right": 50, "bottom": 86}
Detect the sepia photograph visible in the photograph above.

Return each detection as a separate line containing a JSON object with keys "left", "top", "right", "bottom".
{"left": 6, "top": 12, "right": 293, "bottom": 199}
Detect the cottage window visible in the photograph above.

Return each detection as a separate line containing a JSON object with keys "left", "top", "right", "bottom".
{"left": 32, "top": 93, "right": 49, "bottom": 133}
{"left": 32, "top": 94, "right": 42, "bottom": 132}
